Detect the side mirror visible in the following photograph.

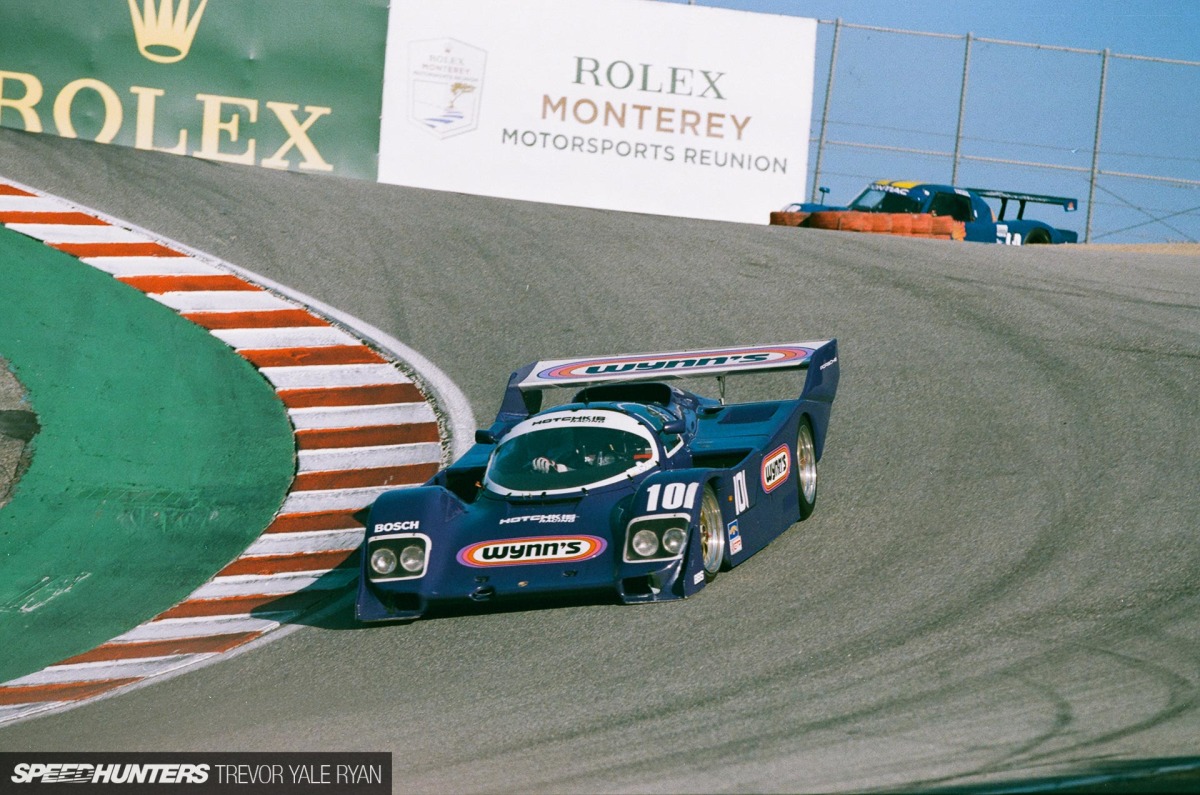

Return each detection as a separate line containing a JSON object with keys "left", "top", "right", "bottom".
{"left": 661, "top": 418, "right": 686, "bottom": 435}
{"left": 474, "top": 429, "right": 497, "bottom": 445}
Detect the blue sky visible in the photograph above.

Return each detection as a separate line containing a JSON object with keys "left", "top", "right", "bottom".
{"left": 663, "top": 0, "right": 1200, "bottom": 242}
{"left": 667, "top": 0, "right": 1200, "bottom": 61}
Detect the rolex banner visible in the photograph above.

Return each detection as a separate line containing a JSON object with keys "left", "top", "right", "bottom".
{"left": 0, "top": 0, "right": 388, "bottom": 179}
{"left": 0, "top": 0, "right": 818, "bottom": 225}
{"left": 378, "top": 0, "right": 818, "bottom": 224}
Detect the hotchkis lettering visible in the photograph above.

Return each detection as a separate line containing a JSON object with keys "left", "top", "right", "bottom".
{"left": 498, "top": 514, "right": 578, "bottom": 525}
{"left": 532, "top": 414, "right": 607, "bottom": 426}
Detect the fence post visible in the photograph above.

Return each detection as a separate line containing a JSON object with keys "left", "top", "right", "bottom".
{"left": 811, "top": 18, "right": 842, "bottom": 203}
{"left": 951, "top": 32, "right": 972, "bottom": 185}
{"left": 1085, "top": 48, "right": 1110, "bottom": 243}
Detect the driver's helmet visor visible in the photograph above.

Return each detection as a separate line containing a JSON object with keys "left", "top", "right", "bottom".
{"left": 484, "top": 410, "right": 658, "bottom": 496}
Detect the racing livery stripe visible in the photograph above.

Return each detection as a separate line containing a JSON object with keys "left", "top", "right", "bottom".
{"left": 0, "top": 179, "right": 450, "bottom": 725}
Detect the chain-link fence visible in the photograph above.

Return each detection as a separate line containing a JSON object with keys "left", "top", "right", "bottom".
{"left": 804, "top": 20, "right": 1200, "bottom": 243}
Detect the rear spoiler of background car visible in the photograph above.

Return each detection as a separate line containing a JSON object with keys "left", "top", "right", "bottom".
{"left": 964, "top": 188, "right": 1078, "bottom": 220}
{"left": 493, "top": 341, "right": 839, "bottom": 422}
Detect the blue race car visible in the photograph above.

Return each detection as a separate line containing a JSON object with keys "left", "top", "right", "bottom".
{"left": 355, "top": 341, "right": 840, "bottom": 621}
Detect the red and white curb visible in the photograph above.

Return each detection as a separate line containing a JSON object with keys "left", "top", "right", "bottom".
{"left": 0, "top": 178, "right": 473, "bottom": 726}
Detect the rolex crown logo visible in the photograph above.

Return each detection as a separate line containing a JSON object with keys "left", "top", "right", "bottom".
{"left": 128, "top": 0, "right": 209, "bottom": 64}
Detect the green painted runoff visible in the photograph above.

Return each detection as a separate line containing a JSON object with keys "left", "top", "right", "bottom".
{"left": 0, "top": 227, "right": 295, "bottom": 683}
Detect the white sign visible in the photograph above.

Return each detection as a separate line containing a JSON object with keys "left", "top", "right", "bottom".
{"left": 379, "top": 0, "right": 817, "bottom": 224}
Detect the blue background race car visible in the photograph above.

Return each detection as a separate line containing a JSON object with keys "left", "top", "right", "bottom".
{"left": 356, "top": 341, "right": 840, "bottom": 621}
{"left": 781, "top": 180, "right": 1079, "bottom": 244}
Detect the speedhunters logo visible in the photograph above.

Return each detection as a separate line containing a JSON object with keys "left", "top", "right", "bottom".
{"left": 537, "top": 345, "right": 814, "bottom": 382}
{"left": 11, "top": 762, "right": 209, "bottom": 784}
{"left": 2, "top": 753, "right": 390, "bottom": 793}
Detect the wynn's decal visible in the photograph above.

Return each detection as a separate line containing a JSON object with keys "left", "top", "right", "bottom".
{"left": 760, "top": 445, "right": 791, "bottom": 493}
{"left": 457, "top": 535, "right": 606, "bottom": 567}
{"left": 519, "top": 343, "right": 826, "bottom": 388}
{"left": 540, "top": 347, "right": 810, "bottom": 381}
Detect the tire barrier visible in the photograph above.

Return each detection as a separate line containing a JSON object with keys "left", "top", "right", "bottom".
{"left": 805, "top": 211, "right": 843, "bottom": 230}
{"left": 838, "top": 211, "right": 872, "bottom": 232}
{"left": 768, "top": 209, "right": 967, "bottom": 240}
{"left": 768, "top": 211, "right": 810, "bottom": 227}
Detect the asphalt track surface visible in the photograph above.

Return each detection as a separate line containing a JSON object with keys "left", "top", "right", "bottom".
{"left": 0, "top": 128, "right": 1197, "bottom": 793}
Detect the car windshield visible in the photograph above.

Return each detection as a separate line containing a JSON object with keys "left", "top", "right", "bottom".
{"left": 849, "top": 187, "right": 922, "bottom": 213}
{"left": 485, "top": 412, "right": 657, "bottom": 495}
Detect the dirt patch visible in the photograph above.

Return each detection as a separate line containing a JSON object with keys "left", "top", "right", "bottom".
{"left": 0, "top": 357, "right": 37, "bottom": 509}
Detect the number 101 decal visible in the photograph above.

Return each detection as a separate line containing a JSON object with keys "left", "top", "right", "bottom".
{"left": 645, "top": 481, "right": 699, "bottom": 512}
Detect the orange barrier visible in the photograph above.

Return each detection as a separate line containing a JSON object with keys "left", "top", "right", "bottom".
{"left": 768, "top": 211, "right": 810, "bottom": 227}
{"left": 807, "top": 211, "right": 843, "bottom": 230}
{"left": 769, "top": 209, "right": 967, "bottom": 241}
{"left": 838, "top": 211, "right": 872, "bottom": 232}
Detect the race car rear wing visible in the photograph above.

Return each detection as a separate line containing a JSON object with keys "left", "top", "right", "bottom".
{"left": 964, "top": 188, "right": 1078, "bottom": 220}
{"left": 494, "top": 341, "right": 839, "bottom": 421}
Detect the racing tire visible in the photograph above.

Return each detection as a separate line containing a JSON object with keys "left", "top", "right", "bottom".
{"left": 698, "top": 484, "right": 725, "bottom": 581}
{"left": 1025, "top": 228, "right": 1051, "bottom": 245}
{"left": 796, "top": 417, "right": 818, "bottom": 521}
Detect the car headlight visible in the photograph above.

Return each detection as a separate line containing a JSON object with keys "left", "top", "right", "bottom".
{"left": 370, "top": 547, "right": 398, "bottom": 575}
{"left": 632, "top": 529, "right": 659, "bottom": 557}
{"left": 399, "top": 544, "right": 425, "bottom": 573}
{"left": 625, "top": 515, "right": 691, "bottom": 563}
{"left": 662, "top": 527, "right": 686, "bottom": 555}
